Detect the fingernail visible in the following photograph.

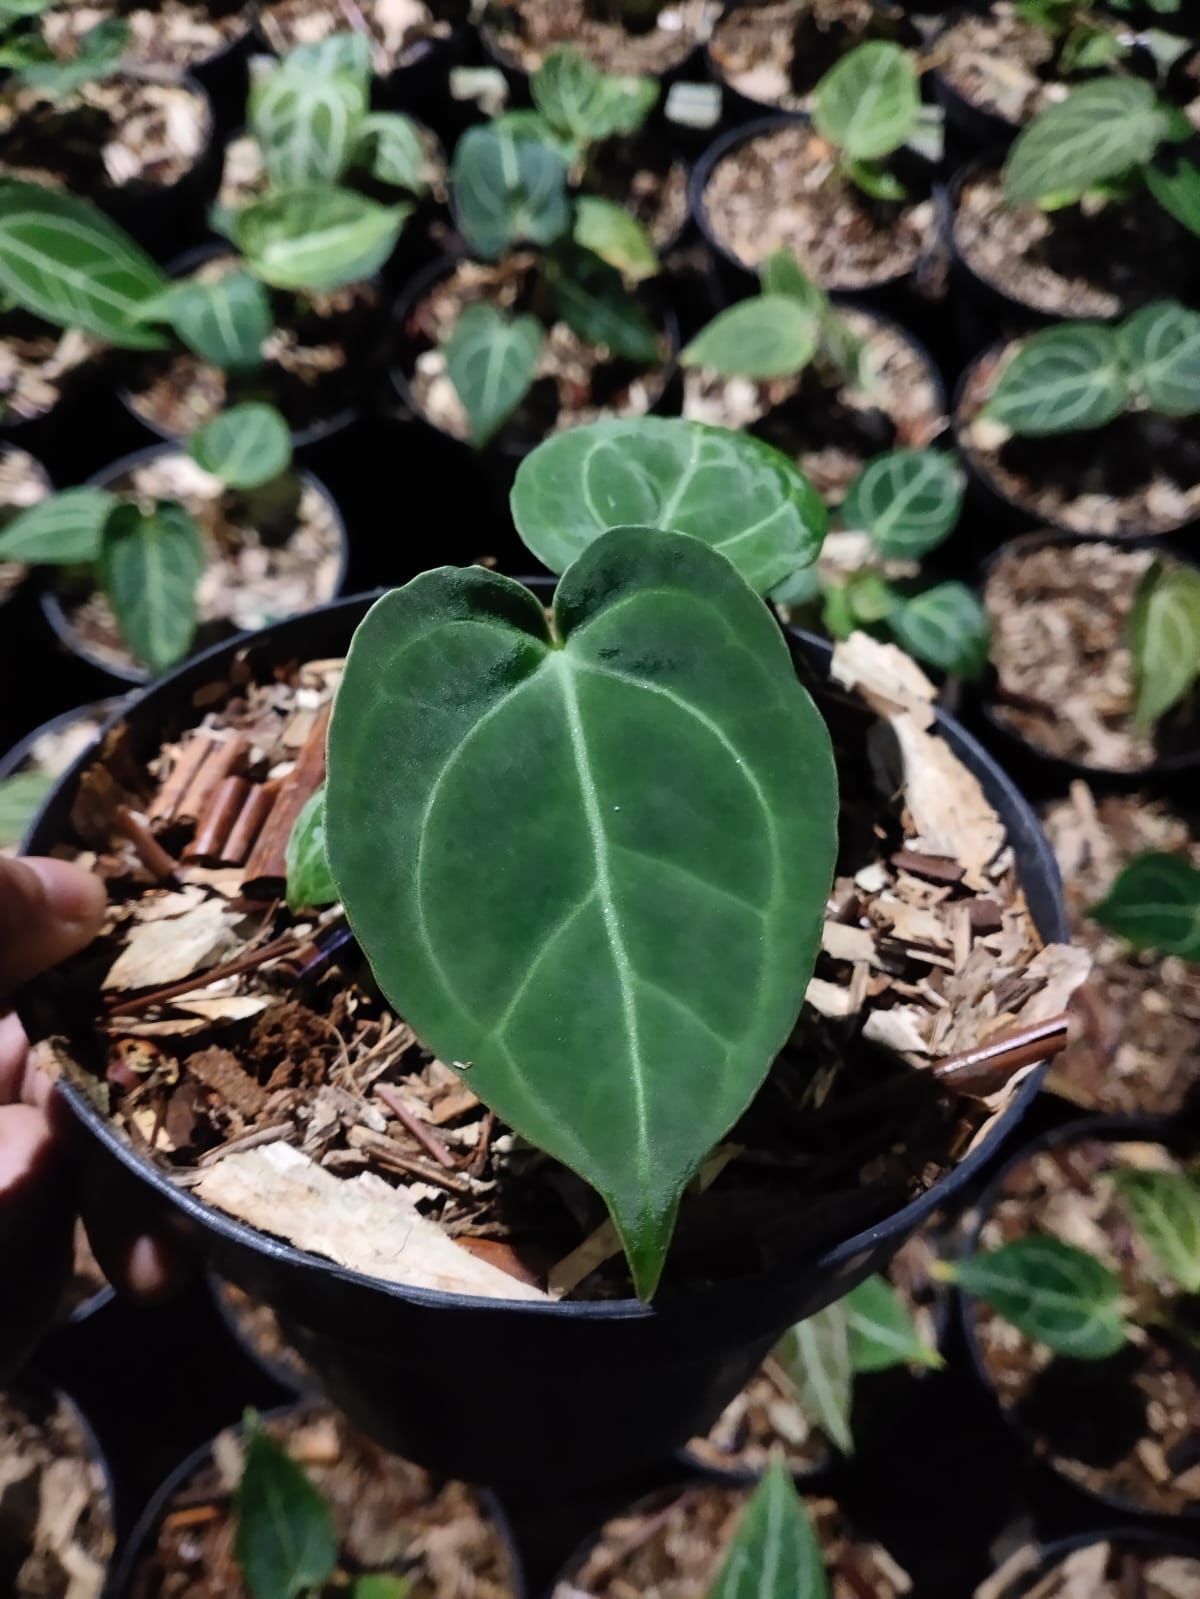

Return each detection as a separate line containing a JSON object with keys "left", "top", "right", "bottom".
{"left": 25, "top": 857, "right": 107, "bottom": 931}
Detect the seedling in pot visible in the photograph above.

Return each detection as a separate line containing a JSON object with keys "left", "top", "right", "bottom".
{"left": 0, "top": 402, "right": 295, "bottom": 673}
{"left": 0, "top": 0, "right": 129, "bottom": 101}
{"left": 706, "top": 1458, "right": 827, "bottom": 1597}
{"left": 810, "top": 40, "right": 933, "bottom": 201}
{"left": 1091, "top": 850, "right": 1200, "bottom": 962}
{"left": 1005, "top": 0, "right": 1186, "bottom": 85}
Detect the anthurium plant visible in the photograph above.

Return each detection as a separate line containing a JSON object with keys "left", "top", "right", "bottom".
{"left": 1010, "top": 0, "right": 1187, "bottom": 83}
{"left": 0, "top": 402, "right": 293, "bottom": 672}
{"left": 1127, "top": 558, "right": 1200, "bottom": 734}
{"left": 708, "top": 1458, "right": 828, "bottom": 1599}
{"left": 810, "top": 40, "right": 934, "bottom": 201}
{"left": 1091, "top": 850, "right": 1200, "bottom": 961}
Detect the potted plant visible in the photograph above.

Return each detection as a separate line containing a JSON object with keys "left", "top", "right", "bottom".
{"left": 956, "top": 305, "right": 1200, "bottom": 537}
{"left": 949, "top": 75, "right": 1200, "bottom": 323}
{"left": 0, "top": 698, "right": 121, "bottom": 853}
{"left": 18, "top": 418, "right": 1078, "bottom": 1487}
{"left": 983, "top": 1530, "right": 1200, "bottom": 1598}
{"left": 480, "top": 0, "right": 718, "bottom": 80}
{"left": 37, "top": 0, "right": 254, "bottom": 84}
{"left": 677, "top": 251, "right": 949, "bottom": 505}
{"left": 942, "top": 1118, "right": 1200, "bottom": 1518}
{"left": 1040, "top": 783, "right": 1200, "bottom": 1118}
{"left": 116, "top": 1403, "right": 525, "bottom": 1597}
{"left": 689, "top": 41, "right": 938, "bottom": 293}
{"left": 256, "top": 0, "right": 464, "bottom": 95}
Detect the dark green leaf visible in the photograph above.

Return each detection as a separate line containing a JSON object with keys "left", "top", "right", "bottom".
{"left": 1128, "top": 560, "right": 1200, "bottom": 728}
{"left": 512, "top": 417, "right": 827, "bottom": 594}
{"left": 1091, "top": 851, "right": 1200, "bottom": 959}
{"left": 326, "top": 530, "right": 837, "bottom": 1299}
{"left": 845, "top": 1275, "right": 942, "bottom": 1373}
{"left": 18, "top": 16, "right": 127, "bottom": 97}
{"left": 758, "top": 251, "right": 826, "bottom": 316}
{"left": 813, "top": 41, "right": 921, "bottom": 163}
{"left": 139, "top": 272, "right": 272, "bottom": 371}
{"left": 1145, "top": 155, "right": 1200, "bottom": 237}
{"left": 844, "top": 159, "right": 909, "bottom": 201}
{"left": 188, "top": 403, "right": 293, "bottom": 490}
{"left": 983, "top": 323, "right": 1128, "bottom": 435}
{"left": 0, "top": 180, "right": 168, "bottom": 348}
{"left": 708, "top": 1458, "right": 828, "bottom": 1599}
{"left": 358, "top": 113, "right": 429, "bottom": 193}
{"left": 888, "top": 581, "right": 990, "bottom": 679}
{"left": 681, "top": 295, "right": 820, "bottom": 380}
{"left": 531, "top": 48, "right": 657, "bottom": 145}
{"left": 285, "top": 786, "right": 339, "bottom": 913}
{"left": 250, "top": 62, "right": 368, "bottom": 188}
{"left": 1003, "top": 77, "right": 1168, "bottom": 203}
{"left": 98, "top": 500, "right": 205, "bottom": 673}
{"left": 1118, "top": 300, "right": 1200, "bottom": 416}
{"left": 443, "top": 303, "right": 544, "bottom": 447}
{"left": 549, "top": 246, "right": 661, "bottom": 363}
{"left": 233, "top": 186, "right": 409, "bottom": 292}
{"left": 451, "top": 122, "right": 570, "bottom": 260}
{"left": 0, "top": 770, "right": 53, "bottom": 849}
{"left": 1114, "top": 1167, "right": 1200, "bottom": 1293}
{"left": 949, "top": 1235, "right": 1130, "bottom": 1359}
{"left": 572, "top": 196, "right": 658, "bottom": 282}
{"left": 234, "top": 1420, "right": 339, "bottom": 1599}
{"left": 0, "top": 487, "right": 115, "bottom": 564}
{"left": 775, "top": 1300, "right": 854, "bottom": 1454}
{"left": 841, "top": 450, "right": 964, "bottom": 558}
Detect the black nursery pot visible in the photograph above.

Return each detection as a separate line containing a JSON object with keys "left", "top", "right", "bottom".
{"left": 929, "top": 16, "right": 1021, "bottom": 157}
{"left": 990, "top": 1528, "right": 1200, "bottom": 1596}
{"left": 955, "top": 1114, "right": 1200, "bottom": 1525}
{"left": 20, "top": 590, "right": 1067, "bottom": 1493}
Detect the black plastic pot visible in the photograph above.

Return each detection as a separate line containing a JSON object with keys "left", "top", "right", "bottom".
{"left": 955, "top": 1113, "right": 1200, "bottom": 1525}
{"left": 109, "top": 1402, "right": 528, "bottom": 1598}
{"left": 967, "top": 529, "right": 1200, "bottom": 800}
{"left": 929, "top": 11, "right": 1023, "bottom": 157}
{"left": 38, "top": 442, "right": 351, "bottom": 692}
{"left": 20, "top": 587, "right": 1067, "bottom": 1492}
{"left": 988, "top": 1528, "right": 1200, "bottom": 1596}
{"left": 0, "top": 697, "right": 124, "bottom": 786}
{"left": 208, "top": 1272, "right": 314, "bottom": 1399}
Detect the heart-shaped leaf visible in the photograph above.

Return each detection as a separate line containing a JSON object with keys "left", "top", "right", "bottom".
{"left": 1118, "top": 300, "right": 1200, "bottom": 417}
{"left": 531, "top": 47, "right": 657, "bottom": 146}
{"left": 250, "top": 62, "right": 369, "bottom": 188}
{"left": 775, "top": 1300, "right": 854, "bottom": 1454}
{"left": 841, "top": 449, "right": 965, "bottom": 558}
{"left": 983, "top": 324, "right": 1128, "bottom": 436}
{"left": 1091, "top": 851, "right": 1200, "bottom": 958}
{"left": 0, "top": 770, "right": 54, "bottom": 850}
{"left": 139, "top": 272, "right": 272, "bottom": 372}
{"left": 888, "top": 581, "right": 990, "bottom": 679}
{"left": 682, "top": 295, "right": 820, "bottom": 380}
{"left": 18, "top": 15, "right": 127, "bottom": 98}
{"left": 549, "top": 244, "right": 661, "bottom": 363}
{"left": 283, "top": 30, "right": 372, "bottom": 81}
{"left": 326, "top": 530, "right": 838, "bottom": 1299}
{"left": 813, "top": 41, "right": 921, "bottom": 163}
{"left": 235, "top": 1420, "right": 338, "bottom": 1599}
{"left": 189, "top": 403, "right": 293, "bottom": 489}
{"left": 442, "top": 303, "right": 544, "bottom": 447}
{"left": 708, "top": 1458, "right": 828, "bottom": 1599}
{"left": 1128, "top": 559, "right": 1200, "bottom": 729}
{"left": 0, "top": 180, "right": 168, "bottom": 348}
{"left": 0, "top": 487, "right": 115, "bottom": 564}
{"left": 358, "top": 112, "right": 429, "bottom": 193}
{"left": 572, "top": 196, "right": 658, "bottom": 282}
{"left": 285, "top": 786, "right": 338, "bottom": 913}
{"left": 1113, "top": 1167, "right": 1200, "bottom": 1293}
{"left": 451, "top": 122, "right": 570, "bottom": 260}
{"left": 98, "top": 500, "right": 205, "bottom": 673}
{"left": 1146, "top": 154, "right": 1200, "bottom": 238}
{"left": 759, "top": 250, "right": 826, "bottom": 316}
{"left": 948, "top": 1235, "right": 1130, "bottom": 1359}
{"left": 512, "top": 417, "right": 827, "bottom": 593}
{"left": 1003, "top": 76, "right": 1168, "bottom": 204}
{"left": 233, "top": 187, "right": 409, "bottom": 292}
{"left": 845, "top": 1275, "right": 942, "bottom": 1372}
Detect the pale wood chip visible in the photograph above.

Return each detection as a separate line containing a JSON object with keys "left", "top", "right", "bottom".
{"left": 888, "top": 715, "right": 1006, "bottom": 891}
{"left": 805, "top": 976, "right": 858, "bottom": 1018}
{"left": 820, "top": 922, "right": 877, "bottom": 964}
{"left": 831, "top": 631, "right": 937, "bottom": 727}
{"left": 102, "top": 897, "right": 240, "bottom": 991}
{"left": 862, "top": 1006, "right": 932, "bottom": 1055}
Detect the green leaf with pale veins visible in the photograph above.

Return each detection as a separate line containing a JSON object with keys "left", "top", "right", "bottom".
{"left": 189, "top": 403, "right": 292, "bottom": 490}
{"left": 681, "top": 296, "right": 821, "bottom": 380}
{"left": 1145, "top": 155, "right": 1200, "bottom": 237}
{"left": 573, "top": 196, "right": 658, "bottom": 282}
{"left": 0, "top": 488, "right": 115, "bottom": 564}
{"left": 983, "top": 323, "right": 1128, "bottom": 436}
{"left": 775, "top": 1300, "right": 854, "bottom": 1453}
{"left": 0, "top": 771, "right": 53, "bottom": 849}
{"left": 947, "top": 1235, "right": 1131, "bottom": 1359}
{"left": 234, "top": 1418, "right": 339, "bottom": 1599}
{"left": 285, "top": 786, "right": 339, "bottom": 912}
{"left": 845, "top": 1275, "right": 942, "bottom": 1372}
{"left": 549, "top": 245, "right": 661, "bottom": 363}
{"left": 708, "top": 1458, "right": 827, "bottom": 1599}
{"left": 283, "top": 30, "right": 372, "bottom": 81}
{"left": 1128, "top": 560, "right": 1200, "bottom": 729}
{"left": 1003, "top": 76, "right": 1168, "bottom": 204}
{"left": 358, "top": 113, "right": 430, "bottom": 193}
{"left": 138, "top": 272, "right": 272, "bottom": 371}
{"left": 531, "top": 48, "right": 657, "bottom": 146}
{"left": 251, "top": 60, "right": 368, "bottom": 189}
{"left": 841, "top": 449, "right": 965, "bottom": 558}
{"left": 326, "top": 530, "right": 838, "bottom": 1299}
{"left": 443, "top": 304, "right": 544, "bottom": 447}
{"left": 888, "top": 582, "right": 990, "bottom": 680}
{"left": 1118, "top": 300, "right": 1200, "bottom": 417}
{"left": 1091, "top": 851, "right": 1200, "bottom": 959}
{"left": 813, "top": 41, "right": 921, "bottom": 163}
{"left": 1114, "top": 1167, "right": 1200, "bottom": 1293}
{"left": 233, "top": 187, "right": 409, "bottom": 293}
{"left": 512, "top": 418, "right": 827, "bottom": 593}
{"left": 451, "top": 122, "right": 570, "bottom": 260}
{"left": 98, "top": 500, "right": 205, "bottom": 674}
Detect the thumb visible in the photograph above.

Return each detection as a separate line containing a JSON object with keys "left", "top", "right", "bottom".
{"left": 0, "top": 857, "right": 107, "bottom": 1000}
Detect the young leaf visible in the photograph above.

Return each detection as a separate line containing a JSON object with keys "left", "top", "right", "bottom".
{"left": 844, "top": 159, "right": 908, "bottom": 201}
{"left": 549, "top": 246, "right": 661, "bottom": 364}
{"left": 326, "top": 530, "right": 838, "bottom": 1300}
{"left": 98, "top": 501, "right": 205, "bottom": 674}
{"left": 813, "top": 41, "right": 921, "bottom": 163}
{"left": 775, "top": 1301, "right": 854, "bottom": 1454}
{"left": 888, "top": 582, "right": 990, "bottom": 679}
{"left": 707, "top": 1458, "right": 827, "bottom": 1599}
{"left": 285, "top": 786, "right": 339, "bottom": 912}
{"left": 681, "top": 296, "right": 820, "bottom": 381}
{"left": 284, "top": 30, "right": 372, "bottom": 81}
{"left": 572, "top": 196, "right": 658, "bottom": 282}
{"left": 1128, "top": 560, "right": 1200, "bottom": 729}
{"left": 18, "top": 16, "right": 127, "bottom": 98}
{"left": 0, "top": 180, "right": 169, "bottom": 348}
{"left": 354, "top": 1579, "right": 410, "bottom": 1599}
{"left": 443, "top": 303, "right": 544, "bottom": 448}
{"left": 0, "top": 487, "right": 115, "bottom": 564}
{"left": 1113, "top": 1168, "right": 1200, "bottom": 1293}
{"left": 983, "top": 323, "right": 1127, "bottom": 436}
{"left": 358, "top": 112, "right": 429, "bottom": 193}
{"left": 189, "top": 404, "right": 293, "bottom": 490}
{"left": 250, "top": 62, "right": 369, "bottom": 189}
{"left": 1118, "top": 300, "right": 1200, "bottom": 417}
{"left": 841, "top": 449, "right": 965, "bottom": 558}
{"left": 1003, "top": 77, "right": 1168, "bottom": 204}
{"left": 948, "top": 1235, "right": 1130, "bottom": 1359}
{"left": 758, "top": 251, "right": 826, "bottom": 316}
{"left": 842, "top": 570, "right": 899, "bottom": 627}
{"left": 451, "top": 122, "right": 570, "bottom": 260}
{"left": 511, "top": 417, "right": 828, "bottom": 593}
{"left": 1091, "top": 851, "right": 1200, "bottom": 958}
{"left": 233, "top": 187, "right": 409, "bottom": 292}
{"left": 1145, "top": 155, "right": 1200, "bottom": 237}
{"left": 531, "top": 48, "right": 657, "bottom": 146}
{"left": 0, "top": 770, "right": 53, "bottom": 850}
{"left": 139, "top": 272, "right": 272, "bottom": 371}
{"left": 845, "top": 1275, "right": 942, "bottom": 1372}
{"left": 234, "top": 1420, "right": 339, "bottom": 1599}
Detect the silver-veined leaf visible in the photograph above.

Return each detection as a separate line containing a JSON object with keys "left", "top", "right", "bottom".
{"left": 0, "top": 180, "right": 168, "bottom": 348}
{"left": 98, "top": 500, "right": 205, "bottom": 674}
{"left": 758, "top": 250, "right": 826, "bottom": 316}
{"left": 844, "top": 1275, "right": 942, "bottom": 1373}
{"left": 138, "top": 272, "right": 272, "bottom": 372}
{"left": 572, "top": 196, "right": 658, "bottom": 282}
{"left": 512, "top": 417, "right": 827, "bottom": 593}
{"left": 1146, "top": 155, "right": 1200, "bottom": 238}
{"left": 549, "top": 246, "right": 661, "bottom": 363}
{"left": 188, "top": 403, "right": 293, "bottom": 490}
{"left": 841, "top": 449, "right": 964, "bottom": 557}
{"left": 708, "top": 1458, "right": 828, "bottom": 1599}
{"left": 530, "top": 47, "right": 658, "bottom": 145}
{"left": 948, "top": 1235, "right": 1131, "bottom": 1359}
{"left": 983, "top": 324, "right": 1127, "bottom": 435}
{"left": 1128, "top": 560, "right": 1200, "bottom": 728}
{"left": 1003, "top": 76, "right": 1168, "bottom": 204}
{"left": 326, "top": 530, "right": 838, "bottom": 1299}
{"left": 1117, "top": 300, "right": 1200, "bottom": 417}
{"left": 232, "top": 187, "right": 409, "bottom": 292}
{"left": 358, "top": 112, "right": 429, "bottom": 193}
{"left": 442, "top": 303, "right": 544, "bottom": 448}
{"left": 451, "top": 122, "right": 570, "bottom": 260}
{"left": 285, "top": 786, "right": 339, "bottom": 913}
{"left": 775, "top": 1301, "right": 854, "bottom": 1454}
{"left": 250, "top": 62, "right": 368, "bottom": 188}
{"left": 681, "top": 295, "right": 820, "bottom": 380}
{"left": 280, "top": 30, "right": 373, "bottom": 82}
{"left": 0, "top": 771, "right": 53, "bottom": 850}
{"left": 0, "top": 487, "right": 115, "bottom": 564}
{"left": 813, "top": 41, "right": 921, "bottom": 163}
{"left": 234, "top": 1419, "right": 338, "bottom": 1599}
{"left": 888, "top": 581, "right": 990, "bottom": 679}
{"left": 1091, "top": 850, "right": 1200, "bottom": 958}
{"left": 1113, "top": 1168, "right": 1200, "bottom": 1293}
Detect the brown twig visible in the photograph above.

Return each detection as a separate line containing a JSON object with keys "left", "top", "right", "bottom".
{"left": 469, "top": 1109, "right": 495, "bottom": 1177}
{"left": 224, "top": 779, "right": 280, "bottom": 866}
{"left": 932, "top": 1013, "right": 1071, "bottom": 1096}
{"left": 374, "top": 1083, "right": 457, "bottom": 1170}
{"left": 243, "top": 706, "right": 330, "bottom": 899}
{"left": 114, "top": 806, "right": 178, "bottom": 882}
{"left": 105, "top": 932, "right": 302, "bottom": 1016}
{"left": 185, "top": 776, "right": 250, "bottom": 864}
{"left": 350, "top": 1128, "right": 478, "bottom": 1195}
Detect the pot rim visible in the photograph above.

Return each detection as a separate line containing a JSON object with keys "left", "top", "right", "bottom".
{"left": 1010, "top": 1526, "right": 1200, "bottom": 1592}
{"left": 251, "top": 5, "right": 452, "bottom": 79}
{"left": 21, "top": 586, "right": 1067, "bottom": 1326}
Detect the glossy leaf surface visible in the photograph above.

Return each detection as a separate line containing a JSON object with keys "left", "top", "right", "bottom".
{"left": 951, "top": 1235, "right": 1130, "bottom": 1359}
{"left": 983, "top": 324, "right": 1127, "bottom": 435}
